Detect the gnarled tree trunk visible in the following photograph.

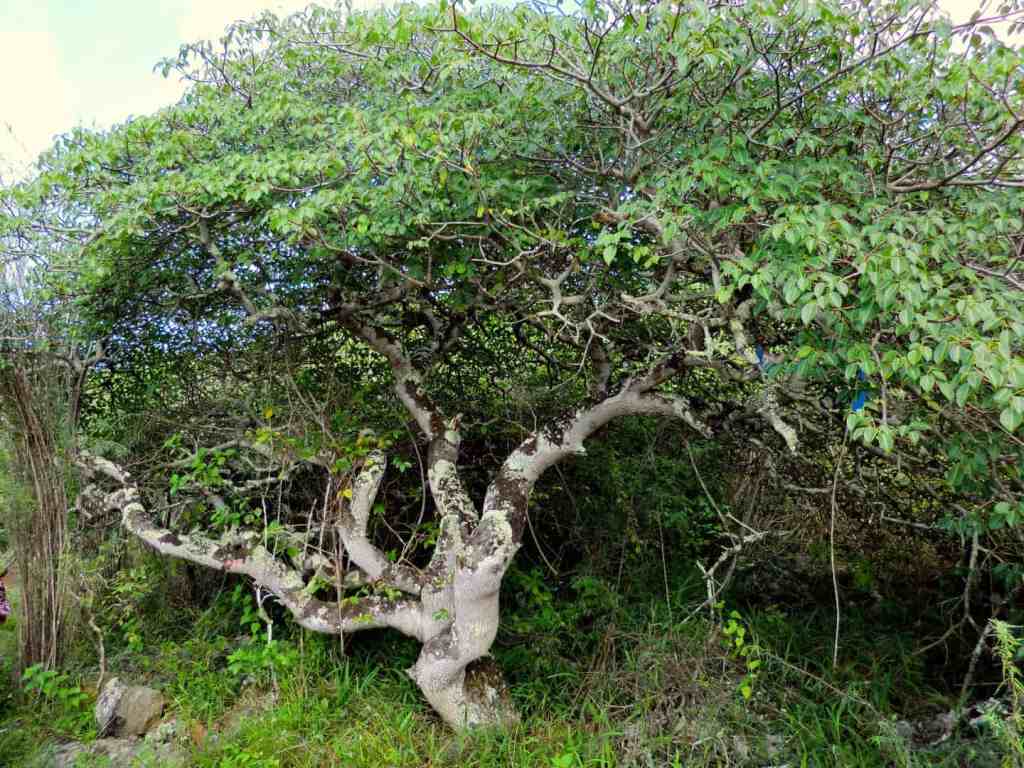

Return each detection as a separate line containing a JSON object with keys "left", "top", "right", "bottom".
{"left": 80, "top": 329, "right": 716, "bottom": 728}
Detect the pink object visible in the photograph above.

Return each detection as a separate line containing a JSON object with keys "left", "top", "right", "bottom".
{"left": 0, "top": 582, "right": 9, "bottom": 623}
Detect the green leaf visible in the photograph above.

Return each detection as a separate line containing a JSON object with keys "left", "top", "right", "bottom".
{"left": 999, "top": 330, "right": 1012, "bottom": 358}
{"left": 955, "top": 383, "right": 970, "bottom": 407}
{"left": 800, "top": 302, "right": 817, "bottom": 326}
{"left": 878, "top": 428, "right": 894, "bottom": 453}
{"left": 784, "top": 281, "right": 802, "bottom": 305}
{"left": 1000, "top": 407, "right": 1022, "bottom": 433}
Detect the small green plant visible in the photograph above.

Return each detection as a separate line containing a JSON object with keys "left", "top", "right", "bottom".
{"left": 985, "top": 621, "right": 1024, "bottom": 768}
{"left": 722, "top": 610, "right": 763, "bottom": 701}
{"left": 231, "top": 584, "right": 265, "bottom": 637}
{"left": 227, "top": 638, "right": 299, "bottom": 682}
{"left": 211, "top": 499, "right": 258, "bottom": 531}
{"left": 22, "top": 664, "right": 84, "bottom": 708}
{"left": 106, "top": 565, "right": 156, "bottom": 652}
{"left": 168, "top": 446, "right": 238, "bottom": 497}
{"left": 225, "top": 586, "right": 298, "bottom": 683}
{"left": 21, "top": 664, "right": 90, "bottom": 733}
{"left": 216, "top": 743, "right": 281, "bottom": 768}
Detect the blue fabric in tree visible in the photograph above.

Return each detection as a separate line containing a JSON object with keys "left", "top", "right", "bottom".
{"left": 852, "top": 368, "right": 869, "bottom": 412}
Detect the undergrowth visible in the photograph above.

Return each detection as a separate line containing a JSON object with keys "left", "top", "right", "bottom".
{"left": 1, "top": 554, "right": 1019, "bottom": 768}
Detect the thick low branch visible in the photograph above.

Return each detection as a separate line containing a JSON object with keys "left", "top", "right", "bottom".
{"left": 729, "top": 300, "right": 800, "bottom": 453}
{"left": 472, "top": 386, "right": 712, "bottom": 575}
{"left": 78, "top": 453, "right": 425, "bottom": 640}
{"left": 341, "top": 318, "right": 443, "bottom": 440}
{"left": 339, "top": 315, "right": 480, "bottom": 583}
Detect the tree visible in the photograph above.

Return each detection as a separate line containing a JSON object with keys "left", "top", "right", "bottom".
{"left": 4, "top": 0, "right": 1024, "bottom": 728}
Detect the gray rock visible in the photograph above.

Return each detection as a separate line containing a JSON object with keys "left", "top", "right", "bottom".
{"left": 128, "top": 740, "right": 189, "bottom": 767}
{"left": 765, "top": 732, "right": 785, "bottom": 758}
{"left": 85, "top": 737, "right": 139, "bottom": 764}
{"left": 47, "top": 736, "right": 188, "bottom": 768}
{"left": 923, "top": 710, "right": 957, "bottom": 745}
{"left": 117, "top": 686, "right": 166, "bottom": 737}
{"left": 94, "top": 677, "right": 166, "bottom": 737}
{"left": 731, "top": 734, "right": 751, "bottom": 761}
{"left": 144, "top": 717, "right": 178, "bottom": 744}
{"left": 95, "top": 676, "right": 127, "bottom": 734}
{"left": 50, "top": 741, "right": 87, "bottom": 768}
{"left": 893, "top": 719, "right": 914, "bottom": 741}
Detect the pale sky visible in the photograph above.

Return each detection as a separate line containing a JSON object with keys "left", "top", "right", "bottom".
{"left": 0, "top": 0, "right": 998, "bottom": 180}
{"left": 0, "top": 0, "right": 381, "bottom": 178}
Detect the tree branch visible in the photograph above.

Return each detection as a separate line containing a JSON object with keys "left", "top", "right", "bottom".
{"left": 336, "top": 451, "right": 424, "bottom": 595}
{"left": 78, "top": 453, "right": 425, "bottom": 640}
{"left": 472, "top": 384, "right": 713, "bottom": 575}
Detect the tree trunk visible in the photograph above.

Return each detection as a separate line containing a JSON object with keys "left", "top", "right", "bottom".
{"left": 413, "top": 656, "right": 519, "bottom": 729}
{"left": 0, "top": 367, "right": 72, "bottom": 673}
{"left": 79, "top": 323, "right": 717, "bottom": 730}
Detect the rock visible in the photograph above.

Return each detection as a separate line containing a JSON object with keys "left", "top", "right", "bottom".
{"left": 46, "top": 737, "right": 187, "bottom": 768}
{"left": 117, "top": 686, "right": 166, "bottom": 737}
{"left": 95, "top": 677, "right": 127, "bottom": 734}
{"left": 731, "top": 734, "right": 751, "bottom": 762}
{"left": 48, "top": 738, "right": 136, "bottom": 768}
{"left": 94, "top": 677, "right": 166, "bottom": 737}
{"left": 764, "top": 732, "right": 785, "bottom": 758}
{"left": 912, "top": 709, "right": 956, "bottom": 746}
{"left": 86, "top": 737, "right": 140, "bottom": 764}
{"left": 131, "top": 740, "right": 189, "bottom": 767}
{"left": 893, "top": 719, "right": 914, "bottom": 741}
{"left": 50, "top": 741, "right": 87, "bottom": 768}
{"left": 144, "top": 717, "right": 179, "bottom": 744}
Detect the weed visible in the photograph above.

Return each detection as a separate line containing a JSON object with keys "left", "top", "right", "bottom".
{"left": 19, "top": 663, "right": 92, "bottom": 736}
{"left": 985, "top": 621, "right": 1024, "bottom": 768}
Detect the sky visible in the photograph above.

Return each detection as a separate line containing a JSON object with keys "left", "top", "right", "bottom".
{"left": 0, "top": 0, "right": 381, "bottom": 177}
{"left": 0, "top": 0, "right": 1002, "bottom": 180}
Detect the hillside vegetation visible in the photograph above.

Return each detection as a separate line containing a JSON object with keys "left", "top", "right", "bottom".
{"left": 1, "top": 0, "right": 1024, "bottom": 765}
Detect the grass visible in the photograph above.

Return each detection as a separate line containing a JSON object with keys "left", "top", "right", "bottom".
{"left": 1, "top": 574, "right": 42, "bottom": 765}
{"left": 0, "top": 567, "right": 1019, "bottom": 768}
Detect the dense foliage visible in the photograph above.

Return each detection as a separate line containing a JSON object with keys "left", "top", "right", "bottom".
{"left": 5, "top": 0, "right": 1024, "bottom": 499}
